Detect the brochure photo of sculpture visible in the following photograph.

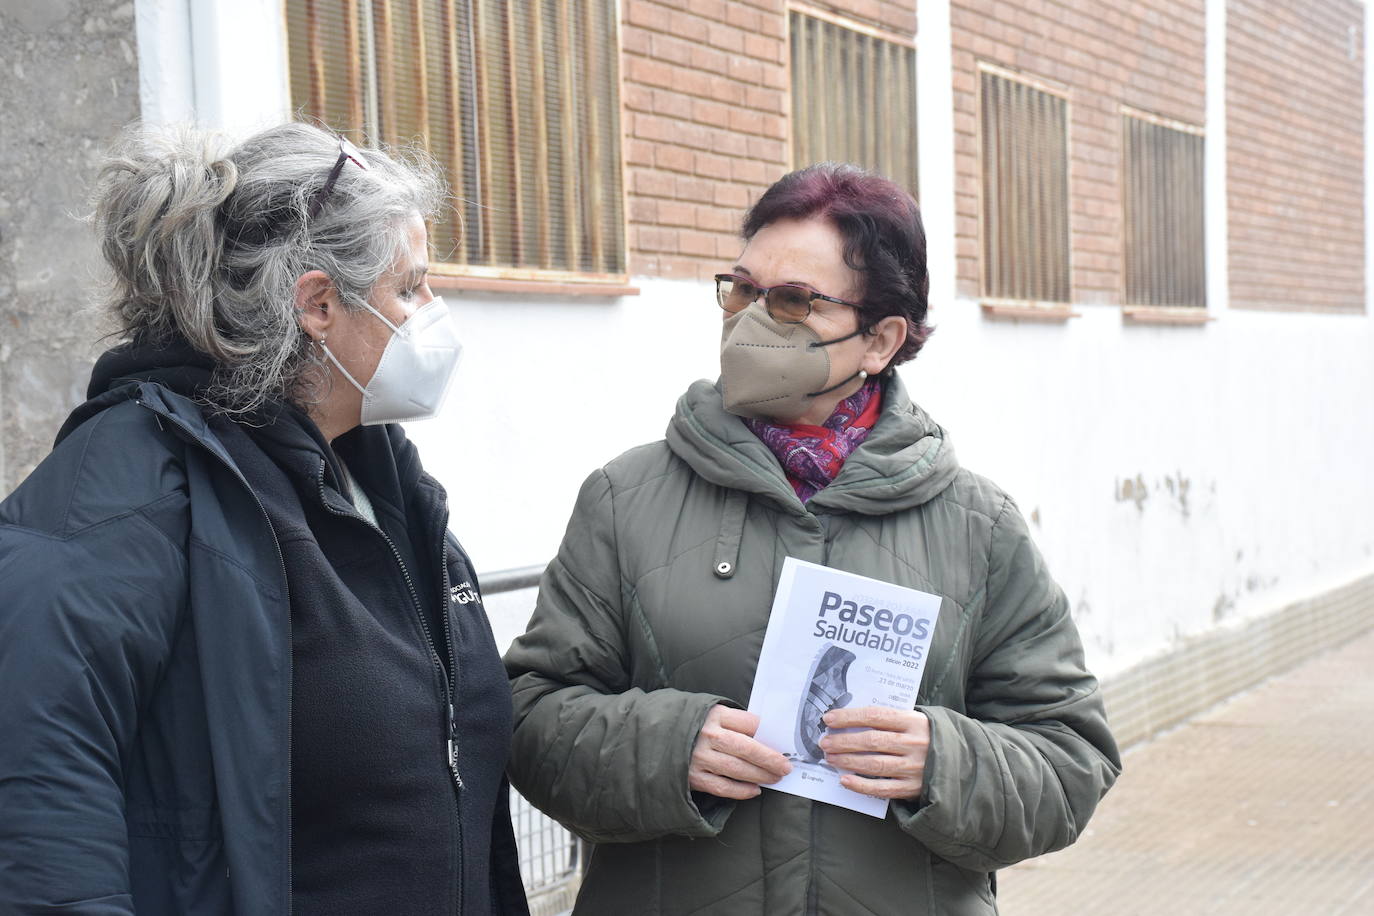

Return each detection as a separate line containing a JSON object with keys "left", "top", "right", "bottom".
{"left": 794, "top": 643, "right": 857, "bottom": 763}
{"left": 747, "top": 558, "right": 943, "bottom": 818}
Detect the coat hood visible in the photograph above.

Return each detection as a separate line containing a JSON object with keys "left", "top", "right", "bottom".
{"left": 665, "top": 373, "right": 961, "bottom": 517}
{"left": 57, "top": 333, "right": 365, "bottom": 497}
{"left": 55, "top": 333, "right": 218, "bottom": 447}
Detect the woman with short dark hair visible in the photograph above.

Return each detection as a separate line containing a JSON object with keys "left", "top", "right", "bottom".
{"left": 505, "top": 163, "right": 1119, "bottom": 915}
{"left": 0, "top": 122, "right": 529, "bottom": 915}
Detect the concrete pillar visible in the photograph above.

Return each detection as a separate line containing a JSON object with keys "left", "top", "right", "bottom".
{"left": 0, "top": 0, "right": 141, "bottom": 495}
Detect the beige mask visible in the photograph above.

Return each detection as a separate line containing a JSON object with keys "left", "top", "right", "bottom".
{"left": 719, "top": 305, "right": 866, "bottom": 420}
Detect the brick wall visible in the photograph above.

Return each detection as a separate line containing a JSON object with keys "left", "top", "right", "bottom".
{"left": 621, "top": 0, "right": 790, "bottom": 281}
{"left": 1227, "top": 0, "right": 1365, "bottom": 313}
{"left": 620, "top": 0, "right": 916, "bottom": 281}
{"left": 950, "top": 0, "right": 1207, "bottom": 303}
{"left": 622, "top": 1, "right": 1365, "bottom": 311}
{"left": 798, "top": 1, "right": 916, "bottom": 37}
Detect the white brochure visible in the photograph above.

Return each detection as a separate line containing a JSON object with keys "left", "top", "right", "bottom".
{"left": 746, "top": 557, "right": 942, "bottom": 818}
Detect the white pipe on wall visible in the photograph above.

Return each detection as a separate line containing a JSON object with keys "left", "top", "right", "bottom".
{"left": 1205, "top": 0, "right": 1229, "bottom": 315}
{"left": 135, "top": 0, "right": 196, "bottom": 126}
{"left": 136, "top": 0, "right": 291, "bottom": 135}
{"left": 917, "top": 0, "right": 957, "bottom": 317}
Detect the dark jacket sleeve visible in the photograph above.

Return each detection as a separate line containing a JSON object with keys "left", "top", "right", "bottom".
{"left": 487, "top": 778, "right": 533, "bottom": 916}
{"left": 0, "top": 500, "right": 188, "bottom": 912}
{"left": 892, "top": 497, "right": 1122, "bottom": 871}
{"left": 504, "top": 470, "right": 729, "bottom": 844}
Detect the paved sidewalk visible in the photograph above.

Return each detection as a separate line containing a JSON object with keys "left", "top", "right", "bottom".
{"left": 997, "top": 625, "right": 1374, "bottom": 916}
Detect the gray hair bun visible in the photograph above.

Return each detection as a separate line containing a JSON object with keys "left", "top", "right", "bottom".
{"left": 92, "top": 122, "right": 444, "bottom": 415}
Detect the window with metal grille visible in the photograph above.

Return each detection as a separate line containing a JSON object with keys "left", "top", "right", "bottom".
{"left": 286, "top": 0, "right": 626, "bottom": 283}
{"left": 979, "top": 68, "right": 1070, "bottom": 303}
{"left": 789, "top": 8, "right": 917, "bottom": 196}
{"left": 1122, "top": 113, "right": 1205, "bottom": 308}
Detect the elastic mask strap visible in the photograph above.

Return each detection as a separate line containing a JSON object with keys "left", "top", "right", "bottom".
{"left": 357, "top": 299, "right": 403, "bottom": 335}
{"left": 806, "top": 325, "right": 869, "bottom": 350}
{"left": 806, "top": 369, "right": 868, "bottom": 399}
{"left": 314, "top": 299, "right": 402, "bottom": 397}
{"left": 804, "top": 323, "right": 873, "bottom": 398}
{"left": 319, "top": 339, "right": 368, "bottom": 396}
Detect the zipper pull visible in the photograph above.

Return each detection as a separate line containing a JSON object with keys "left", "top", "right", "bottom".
{"left": 447, "top": 703, "right": 465, "bottom": 790}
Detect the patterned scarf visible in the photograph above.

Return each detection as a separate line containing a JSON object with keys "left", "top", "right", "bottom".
{"left": 744, "top": 377, "right": 884, "bottom": 503}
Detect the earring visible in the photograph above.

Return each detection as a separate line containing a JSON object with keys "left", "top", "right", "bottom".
{"left": 858, "top": 369, "right": 868, "bottom": 381}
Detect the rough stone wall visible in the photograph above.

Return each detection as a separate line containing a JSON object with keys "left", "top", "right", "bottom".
{"left": 1227, "top": 0, "right": 1365, "bottom": 313}
{"left": 0, "top": 0, "right": 140, "bottom": 496}
{"left": 949, "top": 0, "right": 1208, "bottom": 302}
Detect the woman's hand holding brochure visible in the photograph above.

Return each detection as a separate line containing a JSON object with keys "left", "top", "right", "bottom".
{"left": 820, "top": 706, "right": 932, "bottom": 800}
{"left": 689, "top": 706, "right": 794, "bottom": 800}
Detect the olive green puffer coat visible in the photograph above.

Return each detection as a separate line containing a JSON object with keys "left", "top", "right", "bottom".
{"left": 505, "top": 376, "right": 1120, "bottom": 915}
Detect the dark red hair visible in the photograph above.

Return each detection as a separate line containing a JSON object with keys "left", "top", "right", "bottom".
{"left": 742, "top": 162, "right": 932, "bottom": 365}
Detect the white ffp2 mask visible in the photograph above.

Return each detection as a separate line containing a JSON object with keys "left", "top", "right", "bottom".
{"left": 321, "top": 296, "right": 463, "bottom": 425}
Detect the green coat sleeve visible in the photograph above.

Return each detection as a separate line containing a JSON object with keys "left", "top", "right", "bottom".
{"left": 504, "top": 469, "right": 732, "bottom": 844}
{"left": 893, "top": 496, "right": 1122, "bottom": 871}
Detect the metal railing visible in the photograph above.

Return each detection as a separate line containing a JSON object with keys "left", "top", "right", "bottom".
{"left": 481, "top": 563, "right": 547, "bottom": 594}
{"left": 511, "top": 793, "right": 586, "bottom": 916}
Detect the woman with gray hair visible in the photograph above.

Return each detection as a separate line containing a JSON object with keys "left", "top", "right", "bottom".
{"left": 0, "top": 122, "right": 529, "bottom": 915}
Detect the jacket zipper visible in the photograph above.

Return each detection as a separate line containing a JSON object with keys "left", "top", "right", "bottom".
{"left": 805, "top": 510, "right": 834, "bottom": 916}
{"left": 721, "top": 462, "right": 829, "bottom": 913}
{"left": 314, "top": 462, "right": 456, "bottom": 764}
{"left": 432, "top": 498, "right": 461, "bottom": 789}
{"left": 431, "top": 495, "right": 465, "bottom": 916}
{"left": 316, "top": 463, "right": 466, "bottom": 913}
{"left": 136, "top": 398, "right": 296, "bottom": 914}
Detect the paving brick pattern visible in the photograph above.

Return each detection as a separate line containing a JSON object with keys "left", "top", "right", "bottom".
{"left": 997, "top": 626, "right": 1374, "bottom": 915}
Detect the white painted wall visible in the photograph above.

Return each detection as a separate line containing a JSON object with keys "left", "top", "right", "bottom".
{"left": 135, "top": 0, "right": 1374, "bottom": 682}
{"left": 415, "top": 278, "right": 1374, "bottom": 681}
{"left": 135, "top": 0, "right": 291, "bottom": 134}
{"left": 908, "top": 300, "right": 1374, "bottom": 678}
{"left": 403, "top": 280, "right": 722, "bottom": 576}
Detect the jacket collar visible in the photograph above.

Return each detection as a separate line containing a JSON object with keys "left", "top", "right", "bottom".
{"left": 66, "top": 337, "right": 433, "bottom": 522}
{"left": 665, "top": 374, "right": 960, "bottom": 517}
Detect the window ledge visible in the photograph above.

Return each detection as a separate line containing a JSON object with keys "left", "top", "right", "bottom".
{"left": 1123, "top": 306, "right": 1212, "bottom": 326}
{"left": 979, "top": 300, "right": 1080, "bottom": 322}
{"left": 429, "top": 273, "right": 640, "bottom": 297}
